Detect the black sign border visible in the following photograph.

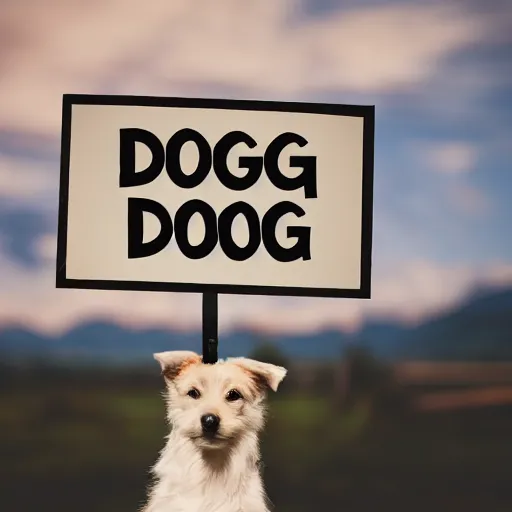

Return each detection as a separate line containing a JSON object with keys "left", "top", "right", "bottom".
{"left": 57, "top": 94, "right": 374, "bottom": 299}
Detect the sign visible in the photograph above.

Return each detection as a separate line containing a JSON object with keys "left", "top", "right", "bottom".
{"left": 57, "top": 95, "right": 374, "bottom": 298}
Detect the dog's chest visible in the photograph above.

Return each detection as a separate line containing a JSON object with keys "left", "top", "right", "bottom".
{"left": 150, "top": 494, "right": 242, "bottom": 512}
{"left": 149, "top": 471, "right": 267, "bottom": 512}
{"left": 148, "top": 491, "right": 259, "bottom": 512}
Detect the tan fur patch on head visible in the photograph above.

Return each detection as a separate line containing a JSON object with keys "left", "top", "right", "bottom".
{"left": 154, "top": 351, "right": 202, "bottom": 381}
{"left": 171, "top": 355, "right": 202, "bottom": 378}
{"left": 164, "top": 356, "right": 201, "bottom": 380}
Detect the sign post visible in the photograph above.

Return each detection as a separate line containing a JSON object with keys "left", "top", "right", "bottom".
{"left": 202, "top": 292, "right": 218, "bottom": 364}
{"left": 57, "top": 94, "right": 374, "bottom": 362}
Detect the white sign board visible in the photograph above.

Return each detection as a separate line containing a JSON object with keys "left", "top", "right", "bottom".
{"left": 57, "top": 95, "right": 374, "bottom": 298}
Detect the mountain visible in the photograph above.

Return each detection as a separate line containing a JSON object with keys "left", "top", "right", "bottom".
{"left": 392, "top": 287, "right": 512, "bottom": 362}
{"left": 0, "top": 287, "right": 511, "bottom": 364}
{"left": 350, "top": 321, "right": 407, "bottom": 359}
{"left": 0, "top": 322, "right": 348, "bottom": 365}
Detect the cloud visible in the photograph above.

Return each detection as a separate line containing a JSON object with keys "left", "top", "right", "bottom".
{"left": 365, "top": 260, "right": 476, "bottom": 322}
{"left": 0, "top": 0, "right": 487, "bottom": 137}
{"left": 0, "top": 203, "right": 54, "bottom": 267}
{"left": 0, "top": 154, "right": 57, "bottom": 204}
{"left": 425, "top": 142, "right": 478, "bottom": 174}
{"left": 35, "top": 233, "right": 58, "bottom": 262}
{"left": 0, "top": 154, "right": 57, "bottom": 266}
{"left": 405, "top": 140, "right": 489, "bottom": 216}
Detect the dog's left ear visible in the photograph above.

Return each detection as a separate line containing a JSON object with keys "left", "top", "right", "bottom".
{"left": 231, "top": 358, "right": 287, "bottom": 392}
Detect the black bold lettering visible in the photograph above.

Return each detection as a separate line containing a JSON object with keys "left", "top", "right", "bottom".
{"left": 120, "top": 129, "right": 165, "bottom": 187}
{"left": 166, "top": 129, "right": 212, "bottom": 189}
{"left": 264, "top": 132, "right": 317, "bottom": 199}
{"left": 262, "top": 201, "right": 311, "bottom": 262}
{"left": 218, "top": 201, "right": 261, "bottom": 261}
{"left": 213, "top": 131, "right": 263, "bottom": 190}
{"left": 174, "top": 200, "right": 218, "bottom": 259}
{"left": 127, "top": 198, "right": 173, "bottom": 258}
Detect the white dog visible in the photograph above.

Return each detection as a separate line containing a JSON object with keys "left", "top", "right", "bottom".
{"left": 140, "top": 350, "right": 287, "bottom": 512}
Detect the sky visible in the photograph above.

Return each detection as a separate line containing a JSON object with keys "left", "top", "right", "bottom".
{"left": 0, "top": 0, "right": 511, "bottom": 336}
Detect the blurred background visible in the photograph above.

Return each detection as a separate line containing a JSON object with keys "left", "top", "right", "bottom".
{"left": 1, "top": 0, "right": 512, "bottom": 511}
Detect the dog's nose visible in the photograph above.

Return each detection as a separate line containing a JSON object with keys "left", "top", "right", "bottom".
{"left": 201, "top": 413, "right": 220, "bottom": 434}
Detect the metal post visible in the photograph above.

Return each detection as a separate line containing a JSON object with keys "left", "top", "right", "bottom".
{"left": 202, "top": 292, "right": 218, "bottom": 364}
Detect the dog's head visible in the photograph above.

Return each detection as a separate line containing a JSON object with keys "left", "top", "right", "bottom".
{"left": 154, "top": 351, "right": 287, "bottom": 450}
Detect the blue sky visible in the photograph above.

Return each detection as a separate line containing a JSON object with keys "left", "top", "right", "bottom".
{"left": 0, "top": 0, "right": 511, "bottom": 335}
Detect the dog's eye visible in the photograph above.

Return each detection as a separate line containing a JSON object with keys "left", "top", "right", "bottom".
{"left": 187, "top": 388, "right": 201, "bottom": 399}
{"left": 226, "top": 389, "right": 243, "bottom": 402}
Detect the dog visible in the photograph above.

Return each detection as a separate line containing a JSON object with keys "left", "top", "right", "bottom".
{"left": 140, "top": 350, "right": 287, "bottom": 512}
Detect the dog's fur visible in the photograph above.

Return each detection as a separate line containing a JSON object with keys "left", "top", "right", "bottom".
{"left": 140, "top": 351, "right": 287, "bottom": 512}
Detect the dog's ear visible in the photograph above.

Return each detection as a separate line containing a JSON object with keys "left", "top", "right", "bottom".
{"left": 230, "top": 358, "right": 287, "bottom": 392}
{"left": 153, "top": 351, "right": 201, "bottom": 380}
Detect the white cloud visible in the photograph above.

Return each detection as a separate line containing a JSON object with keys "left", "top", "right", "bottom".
{"left": 34, "top": 233, "right": 57, "bottom": 262}
{"left": 412, "top": 140, "right": 490, "bottom": 215}
{"left": 0, "top": 155, "right": 57, "bottom": 204}
{"left": 0, "top": 0, "right": 486, "bottom": 137}
{"left": 365, "top": 260, "right": 475, "bottom": 322}
{"left": 404, "top": 139, "right": 490, "bottom": 218}
{"left": 425, "top": 142, "right": 478, "bottom": 174}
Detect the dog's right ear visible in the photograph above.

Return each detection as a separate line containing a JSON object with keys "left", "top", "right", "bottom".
{"left": 153, "top": 351, "right": 201, "bottom": 380}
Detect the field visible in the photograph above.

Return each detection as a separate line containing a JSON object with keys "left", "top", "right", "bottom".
{"left": 2, "top": 362, "right": 512, "bottom": 512}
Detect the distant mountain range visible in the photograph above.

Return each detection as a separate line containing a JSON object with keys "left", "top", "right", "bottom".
{"left": 1, "top": 287, "right": 512, "bottom": 365}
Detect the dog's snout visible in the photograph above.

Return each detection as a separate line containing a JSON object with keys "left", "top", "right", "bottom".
{"left": 201, "top": 413, "right": 220, "bottom": 433}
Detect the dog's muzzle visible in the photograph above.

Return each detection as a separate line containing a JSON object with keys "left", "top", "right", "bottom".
{"left": 201, "top": 413, "right": 220, "bottom": 435}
